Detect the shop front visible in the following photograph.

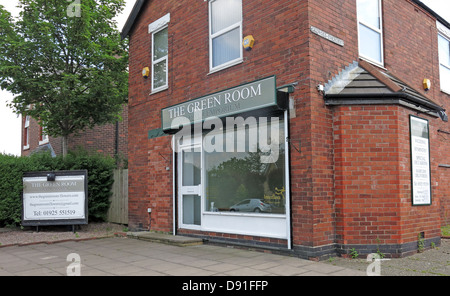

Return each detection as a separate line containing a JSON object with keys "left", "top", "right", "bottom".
{"left": 161, "top": 76, "right": 292, "bottom": 248}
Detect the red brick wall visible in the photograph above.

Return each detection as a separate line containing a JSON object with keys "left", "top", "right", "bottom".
{"left": 333, "top": 106, "right": 442, "bottom": 246}
{"left": 127, "top": 0, "right": 311, "bottom": 231}
{"left": 303, "top": 0, "right": 360, "bottom": 249}
{"left": 68, "top": 104, "right": 128, "bottom": 159}
{"left": 127, "top": 0, "right": 450, "bottom": 253}
{"left": 439, "top": 165, "right": 450, "bottom": 226}
{"left": 382, "top": 1, "right": 450, "bottom": 227}
{"left": 307, "top": 0, "right": 449, "bottom": 248}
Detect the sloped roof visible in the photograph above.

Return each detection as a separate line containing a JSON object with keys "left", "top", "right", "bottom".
{"left": 324, "top": 60, "right": 447, "bottom": 122}
{"left": 30, "top": 143, "right": 56, "bottom": 157}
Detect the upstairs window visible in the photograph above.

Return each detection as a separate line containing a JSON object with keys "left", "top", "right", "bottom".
{"left": 23, "top": 115, "right": 30, "bottom": 150}
{"left": 209, "top": 0, "right": 243, "bottom": 72}
{"left": 149, "top": 13, "right": 170, "bottom": 93}
{"left": 357, "top": 0, "right": 384, "bottom": 66}
{"left": 438, "top": 22, "right": 450, "bottom": 94}
{"left": 39, "top": 124, "right": 49, "bottom": 145}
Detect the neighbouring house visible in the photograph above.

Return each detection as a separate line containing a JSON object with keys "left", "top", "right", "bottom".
{"left": 121, "top": 0, "right": 449, "bottom": 259}
{"left": 21, "top": 104, "right": 128, "bottom": 159}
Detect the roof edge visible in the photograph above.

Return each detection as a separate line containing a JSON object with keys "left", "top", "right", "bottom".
{"left": 358, "top": 60, "right": 402, "bottom": 93}
{"left": 120, "top": 0, "right": 146, "bottom": 40}
{"left": 412, "top": 0, "right": 450, "bottom": 30}
{"left": 324, "top": 91, "right": 446, "bottom": 120}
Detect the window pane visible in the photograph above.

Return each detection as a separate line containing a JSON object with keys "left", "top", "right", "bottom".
{"left": 153, "top": 60, "right": 167, "bottom": 89}
{"left": 205, "top": 116, "right": 286, "bottom": 215}
{"left": 359, "top": 23, "right": 382, "bottom": 63}
{"left": 440, "top": 65, "right": 450, "bottom": 91}
{"left": 438, "top": 34, "right": 450, "bottom": 67}
{"left": 212, "top": 27, "right": 240, "bottom": 68}
{"left": 183, "top": 195, "right": 201, "bottom": 225}
{"left": 211, "top": 0, "right": 242, "bottom": 34}
{"left": 153, "top": 27, "right": 168, "bottom": 61}
{"left": 357, "top": 0, "right": 380, "bottom": 29}
{"left": 182, "top": 150, "right": 201, "bottom": 186}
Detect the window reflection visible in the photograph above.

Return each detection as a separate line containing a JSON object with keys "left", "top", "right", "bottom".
{"left": 205, "top": 115, "right": 286, "bottom": 214}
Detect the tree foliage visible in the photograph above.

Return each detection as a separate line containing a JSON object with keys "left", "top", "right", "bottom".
{"left": 0, "top": 0, "right": 128, "bottom": 155}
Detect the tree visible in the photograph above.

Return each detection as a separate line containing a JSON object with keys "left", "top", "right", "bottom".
{"left": 0, "top": 0, "right": 128, "bottom": 156}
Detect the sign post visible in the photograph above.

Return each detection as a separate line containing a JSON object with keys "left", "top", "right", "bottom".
{"left": 22, "top": 170, "right": 88, "bottom": 230}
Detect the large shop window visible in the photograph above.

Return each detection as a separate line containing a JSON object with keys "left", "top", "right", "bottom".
{"left": 209, "top": 0, "right": 243, "bottom": 72}
{"left": 357, "top": 0, "right": 384, "bottom": 66}
{"left": 204, "top": 114, "right": 286, "bottom": 215}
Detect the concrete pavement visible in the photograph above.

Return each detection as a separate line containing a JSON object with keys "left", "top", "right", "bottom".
{"left": 0, "top": 236, "right": 366, "bottom": 276}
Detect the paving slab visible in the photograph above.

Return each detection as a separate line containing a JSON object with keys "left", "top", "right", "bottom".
{"left": 0, "top": 236, "right": 370, "bottom": 277}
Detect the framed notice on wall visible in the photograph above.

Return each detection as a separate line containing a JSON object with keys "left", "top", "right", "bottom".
{"left": 409, "top": 116, "right": 432, "bottom": 206}
{"left": 22, "top": 170, "right": 88, "bottom": 226}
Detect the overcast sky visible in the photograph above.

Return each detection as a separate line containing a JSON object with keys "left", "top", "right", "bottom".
{"left": 0, "top": 0, "right": 449, "bottom": 156}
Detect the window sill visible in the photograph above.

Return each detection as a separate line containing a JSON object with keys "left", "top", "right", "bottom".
{"left": 208, "top": 58, "right": 243, "bottom": 75}
{"left": 149, "top": 85, "right": 168, "bottom": 96}
{"left": 39, "top": 140, "right": 49, "bottom": 146}
{"left": 203, "top": 211, "right": 286, "bottom": 219}
{"left": 358, "top": 56, "right": 386, "bottom": 70}
{"left": 23, "top": 145, "right": 29, "bottom": 151}
{"left": 441, "top": 88, "right": 450, "bottom": 96}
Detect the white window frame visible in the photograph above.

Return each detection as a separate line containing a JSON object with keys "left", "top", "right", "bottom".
{"left": 357, "top": 0, "right": 384, "bottom": 67}
{"left": 208, "top": 0, "right": 243, "bottom": 73}
{"left": 23, "top": 115, "right": 30, "bottom": 150}
{"left": 39, "top": 124, "right": 49, "bottom": 145}
{"left": 149, "top": 13, "right": 170, "bottom": 94}
{"left": 437, "top": 21, "right": 450, "bottom": 94}
{"left": 173, "top": 111, "right": 291, "bottom": 245}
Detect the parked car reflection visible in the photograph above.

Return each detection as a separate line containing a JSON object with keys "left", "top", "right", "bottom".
{"left": 229, "top": 199, "right": 273, "bottom": 213}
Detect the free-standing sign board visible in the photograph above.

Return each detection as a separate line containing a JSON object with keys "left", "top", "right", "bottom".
{"left": 409, "top": 116, "right": 432, "bottom": 206}
{"left": 22, "top": 170, "right": 88, "bottom": 226}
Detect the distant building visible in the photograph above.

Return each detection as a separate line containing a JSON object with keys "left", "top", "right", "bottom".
{"left": 21, "top": 105, "right": 128, "bottom": 159}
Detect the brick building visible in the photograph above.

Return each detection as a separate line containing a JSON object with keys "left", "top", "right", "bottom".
{"left": 21, "top": 104, "right": 128, "bottom": 159}
{"left": 122, "top": 0, "right": 449, "bottom": 259}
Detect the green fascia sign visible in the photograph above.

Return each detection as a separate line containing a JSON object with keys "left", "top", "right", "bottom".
{"left": 161, "top": 76, "right": 282, "bottom": 132}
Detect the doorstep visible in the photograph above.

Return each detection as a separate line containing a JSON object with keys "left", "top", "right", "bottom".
{"left": 127, "top": 231, "right": 203, "bottom": 247}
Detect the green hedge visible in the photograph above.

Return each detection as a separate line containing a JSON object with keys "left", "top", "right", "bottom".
{"left": 0, "top": 151, "right": 116, "bottom": 226}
